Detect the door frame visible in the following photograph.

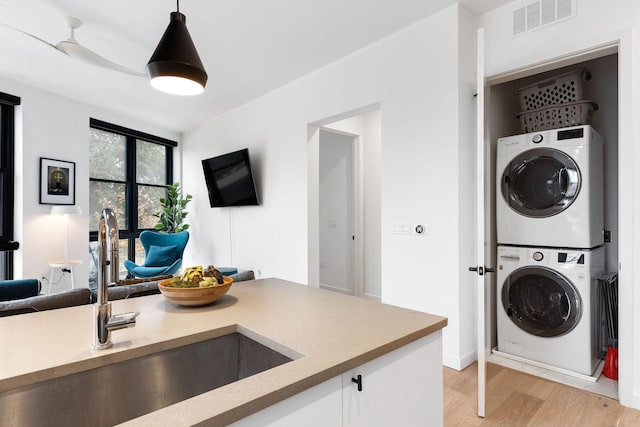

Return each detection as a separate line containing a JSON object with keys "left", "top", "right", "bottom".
{"left": 318, "top": 127, "right": 362, "bottom": 296}
{"left": 480, "top": 31, "right": 635, "bottom": 408}
{"left": 307, "top": 125, "right": 364, "bottom": 298}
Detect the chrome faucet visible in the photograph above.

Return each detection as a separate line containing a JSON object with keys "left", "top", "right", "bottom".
{"left": 93, "top": 208, "right": 139, "bottom": 350}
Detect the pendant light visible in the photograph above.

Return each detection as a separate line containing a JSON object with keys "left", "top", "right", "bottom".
{"left": 146, "top": 0, "right": 207, "bottom": 96}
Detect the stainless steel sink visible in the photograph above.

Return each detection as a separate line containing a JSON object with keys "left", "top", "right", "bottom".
{"left": 0, "top": 332, "right": 294, "bottom": 427}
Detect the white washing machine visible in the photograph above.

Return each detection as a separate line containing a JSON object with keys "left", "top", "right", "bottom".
{"left": 496, "top": 245, "right": 604, "bottom": 375}
{"left": 496, "top": 125, "right": 604, "bottom": 249}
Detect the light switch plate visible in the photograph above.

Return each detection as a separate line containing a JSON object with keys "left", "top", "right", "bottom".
{"left": 391, "top": 222, "right": 411, "bottom": 234}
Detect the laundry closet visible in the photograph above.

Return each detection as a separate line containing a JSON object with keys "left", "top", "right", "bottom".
{"left": 485, "top": 53, "right": 619, "bottom": 397}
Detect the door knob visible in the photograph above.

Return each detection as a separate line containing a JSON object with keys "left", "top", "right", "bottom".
{"left": 468, "top": 266, "right": 495, "bottom": 275}
{"left": 469, "top": 266, "right": 484, "bottom": 275}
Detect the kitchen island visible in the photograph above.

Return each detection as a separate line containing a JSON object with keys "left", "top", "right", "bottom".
{"left": 0, "top": 278, "right": 447, "bottom": 426}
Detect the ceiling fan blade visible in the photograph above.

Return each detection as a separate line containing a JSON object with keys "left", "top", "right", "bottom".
{"left": 0, "top": 21, "right": 58, "bottom": 51}
{"left": 56, "top": 39, "right": 146, "bottom": 77}
{"left": 1, "top": 19, "right": 145, "bottom": 78}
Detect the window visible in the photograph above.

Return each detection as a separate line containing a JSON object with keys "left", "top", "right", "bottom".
{"left": 89, "top": 119, "right": 176, "bottom": 286}
{"left": 0, "top": 92, "right": 20, "bottom": 281}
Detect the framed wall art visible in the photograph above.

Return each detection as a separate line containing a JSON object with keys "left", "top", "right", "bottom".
{"left": 39, "top": 157, "right": 76, "bottom": 205}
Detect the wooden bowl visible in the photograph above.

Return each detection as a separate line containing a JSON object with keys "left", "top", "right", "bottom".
{"left": 158, "top": 276, "right": 233, "bottom": 307}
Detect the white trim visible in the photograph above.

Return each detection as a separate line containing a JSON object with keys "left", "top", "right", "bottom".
{"left": 353, "top": 134, "right": 365, "bottom": 298}
{"left": 443, "top": 351, "right": 478, "bottom": 371}
{"left": 617, "top": 28, "right": 638, "bottom": 410}
{"left": 486, "top": 42, "right": 618, "bottom": 86}
{"left": 306, "top": 126, "right": 321, "bottom": 287}
{"left": 476, "top": 27, "right": 488, "bottom": 418}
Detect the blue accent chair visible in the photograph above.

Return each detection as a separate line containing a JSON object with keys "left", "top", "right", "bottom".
{"left": 124, "top": 231, "right": 189, "bottom": 278}
{"left": 0, "top": 278, "right": 42, "bottom": 301}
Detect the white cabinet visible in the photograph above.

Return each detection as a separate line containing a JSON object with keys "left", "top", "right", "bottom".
{"left": 342, "top": 331, "right": 443, "bottom": 427}
{"left": 230, "top": 376, "right": 342, "bottom": 427}
{"left": 230, "top": 331, "right": 443, "bottom": 426}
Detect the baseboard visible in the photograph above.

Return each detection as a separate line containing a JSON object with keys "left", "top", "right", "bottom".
{"left": 443, "top": 350, "right": 477, "bottom": 371}
{"left": 363, "top": 292, "right": 380, "bottom": 302}
{"left": 621, "top": 390, "right": 640, "bottom": 411}
{"left": 318, "top": 284, "right": 352, "bottom": 295}
{"left": 459, "top": 350, "right": 477, "bottom": 370}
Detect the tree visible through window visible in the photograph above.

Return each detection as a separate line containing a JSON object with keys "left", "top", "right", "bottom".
{"left": 88, "top": 119, "right": 175, "bottom": 286}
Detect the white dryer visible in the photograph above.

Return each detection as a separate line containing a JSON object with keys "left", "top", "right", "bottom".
{"left": 496, "top": 245, "right": 604, "bottom": 375}
{"left": 496, "top": 125, "right": 604, "bottom": 249}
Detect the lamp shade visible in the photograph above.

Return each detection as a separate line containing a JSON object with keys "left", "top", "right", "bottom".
{"left": 50, "top": 206, "right": 82, "bottom": 215}
{"left": 146, "top": 11, "right": 207, "bottom": 96}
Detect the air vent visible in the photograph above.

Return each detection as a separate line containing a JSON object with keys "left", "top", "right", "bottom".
{"left": 512, "top": 0, "right": 575, "bottom": 36}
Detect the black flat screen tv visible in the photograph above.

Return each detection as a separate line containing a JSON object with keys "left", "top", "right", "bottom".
{"left": 202, "top": 148, "right": 259, "bottom": 207}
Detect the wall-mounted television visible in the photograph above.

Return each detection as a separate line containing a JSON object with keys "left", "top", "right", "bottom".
{"left": 202, "top": 148, "right": 259, "bottom": 207}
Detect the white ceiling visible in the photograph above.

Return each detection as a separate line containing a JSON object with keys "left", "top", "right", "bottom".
{"left": 0, "top": 0, "right": 511, "bottom": 133}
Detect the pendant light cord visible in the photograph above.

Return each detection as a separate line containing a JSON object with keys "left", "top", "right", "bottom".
{"left": 176, "top": 0, "right": 180, "bottom": 13}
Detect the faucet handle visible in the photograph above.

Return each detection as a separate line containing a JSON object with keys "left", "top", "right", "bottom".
{"left": 106, "top": 311, "right": 140, "bottom": 331}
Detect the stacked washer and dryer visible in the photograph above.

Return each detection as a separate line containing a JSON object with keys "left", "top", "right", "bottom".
{"left": 495, "top": 124, "right": 605, "bottom": 376}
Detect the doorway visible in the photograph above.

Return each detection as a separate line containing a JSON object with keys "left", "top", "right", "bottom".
{"left": 485, "top": 53, "right": 619, "bottom": 399}
{"left": 307, "top": 106, "right": 381, "bottom": 301}
{"left": 318, "top": 129, "right": 356, "bottom": 295}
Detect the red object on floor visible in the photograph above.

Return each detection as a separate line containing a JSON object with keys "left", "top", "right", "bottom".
{"left": 603, "top": 345, "right": 618, "bottom": 380}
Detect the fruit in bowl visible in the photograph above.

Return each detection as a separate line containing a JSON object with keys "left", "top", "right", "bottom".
{"left": 164, "top": 265, "right": 226, "bottom": 288}
{"left": 159, "top": 265, "right": 233, "bottom": 306}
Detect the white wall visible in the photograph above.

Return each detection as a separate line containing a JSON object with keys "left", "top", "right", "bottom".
{"left": 478, "top": 0, "right": 640, "bottom": 409}
{"left": 182, "top": 4, "right": 476, "bottom": 368}
{"left": 0, "top": 77, "right": 180, "bottom": 287}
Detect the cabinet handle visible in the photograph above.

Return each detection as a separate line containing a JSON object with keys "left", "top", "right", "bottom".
{"left": 351, "top": 374, "right": 363, "bottom": 392}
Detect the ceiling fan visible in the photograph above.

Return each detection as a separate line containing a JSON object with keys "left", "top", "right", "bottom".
{"left": 0, "top": 16, "right": 145, "bottom": 77}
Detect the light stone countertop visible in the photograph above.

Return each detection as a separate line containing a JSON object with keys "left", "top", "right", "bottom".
{"left": 0, "top": 278, "right": 447, "bottom": 426}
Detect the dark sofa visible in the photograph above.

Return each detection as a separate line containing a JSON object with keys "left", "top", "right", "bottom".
{"left": 0, "top": 270, "right": 255, "bottom": 317}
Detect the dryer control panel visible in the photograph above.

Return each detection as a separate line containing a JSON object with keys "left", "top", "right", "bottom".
{"left": 557, "top": 252, "right": 585, "bottom": 264}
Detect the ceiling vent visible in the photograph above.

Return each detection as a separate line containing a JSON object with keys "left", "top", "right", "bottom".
{"left": 512, "top": 0, "right": 575, "bottom": 36}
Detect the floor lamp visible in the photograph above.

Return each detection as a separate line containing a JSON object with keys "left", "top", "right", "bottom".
{"left": 50, "top": 205, "right": 82, "bottom": 264}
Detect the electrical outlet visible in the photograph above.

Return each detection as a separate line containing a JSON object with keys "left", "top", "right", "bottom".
{"left": 604, "top": 230, "right": 612, "bottom": 243}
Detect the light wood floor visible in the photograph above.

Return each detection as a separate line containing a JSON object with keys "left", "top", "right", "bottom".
{"left": 444, "top": 363, "right": 640, "bottom": 426}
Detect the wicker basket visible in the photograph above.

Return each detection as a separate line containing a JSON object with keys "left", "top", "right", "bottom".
{"left": 517, "top": 100, "right": 598, "bottom": 133}
{"left": 517, "top": 69, "right": 591, "bottom": 111}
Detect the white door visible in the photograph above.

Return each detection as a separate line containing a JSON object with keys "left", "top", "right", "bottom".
{"left": 318, "top": 128, "right": 356, "bottom": 295}
{"left": 470, "top": 28, "right": 492, "bottom": 418}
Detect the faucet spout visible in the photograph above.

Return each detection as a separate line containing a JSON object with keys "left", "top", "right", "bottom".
{"left": 93, "top": 208, "right": 139, "bottom": 350}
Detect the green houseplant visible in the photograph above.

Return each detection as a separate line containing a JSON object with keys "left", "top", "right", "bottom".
{"left": 154, "top": 182, "right": 193, "bottom": 233}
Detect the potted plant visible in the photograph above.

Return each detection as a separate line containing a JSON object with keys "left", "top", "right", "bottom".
{"left": 154, "top": 182, "right": 193, "bottom": 233}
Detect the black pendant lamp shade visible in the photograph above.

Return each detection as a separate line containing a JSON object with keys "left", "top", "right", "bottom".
{"left": 147, "top": 9, "right": 207, "bottom": 96}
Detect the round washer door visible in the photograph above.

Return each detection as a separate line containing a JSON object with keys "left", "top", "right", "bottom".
{"left": 501, "top": 266, "right": 582, "bottom": 337}
{"left": 501, "top": 148, "right": 581, "bottom": 217}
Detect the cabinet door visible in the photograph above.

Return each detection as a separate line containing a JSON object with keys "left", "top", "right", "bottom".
{"left": 229, "top": 375, "right": 342, "bottom": 427}
{"left": 342, "top": 331, "right": 443, "bottom": 427}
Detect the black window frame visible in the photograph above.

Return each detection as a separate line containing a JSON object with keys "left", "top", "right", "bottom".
{"left": 0, "top": 92, "right": 20, "bottom": 280}
{"left": 89, "top": 118, "right": 176, "bottom": 266}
